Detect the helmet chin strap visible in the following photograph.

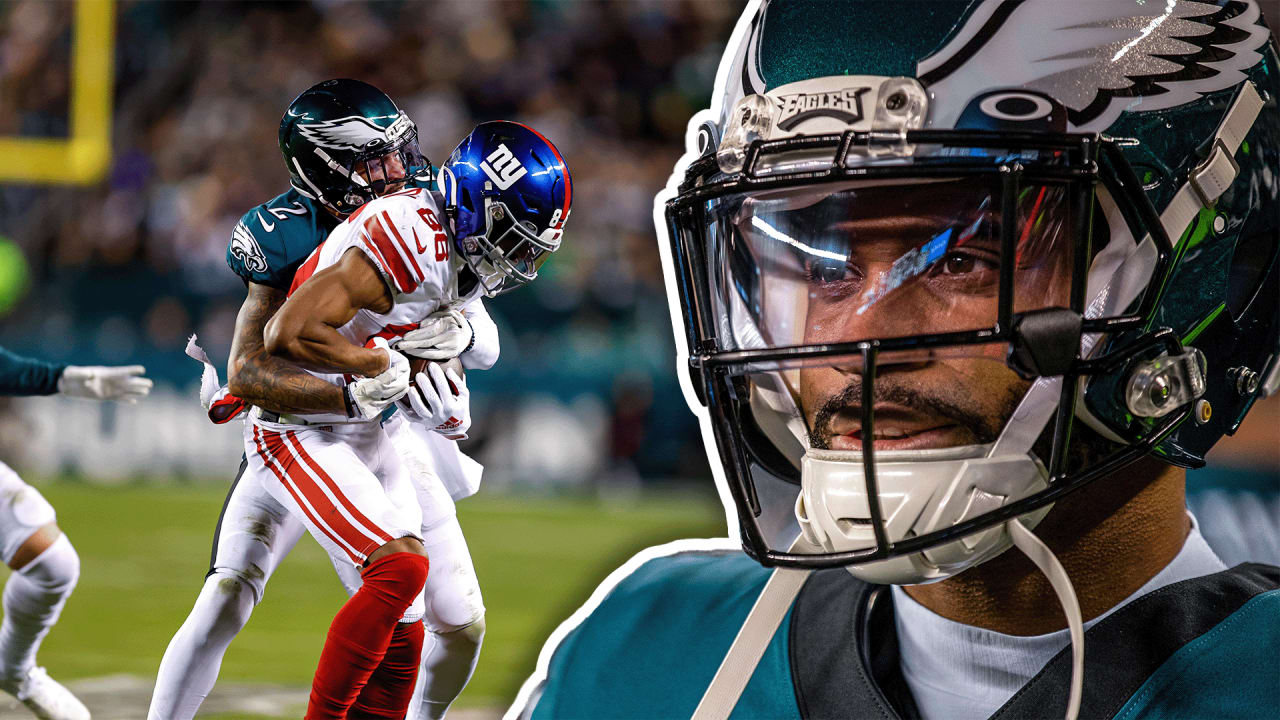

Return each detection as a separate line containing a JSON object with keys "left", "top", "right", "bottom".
{"left": 693, "top": 535, "right": 816, "bottom": 720}
{"left": 795, "top": 372, "right": 1062, "bottom": 585}
{"left": 1007, "top": 518, "right": 1084, "bottom": 720}
{"left": 694, "top": 80, "right": 1264, "bottom": 720}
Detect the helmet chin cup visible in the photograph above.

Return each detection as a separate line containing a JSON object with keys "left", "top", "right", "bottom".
{"left": 795, "top": 446, "right": 1052, "bottom": 585}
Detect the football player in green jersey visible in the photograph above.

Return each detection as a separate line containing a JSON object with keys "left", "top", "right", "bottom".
{"left": 0, "top": 349, "right": 149, "bottom": 718}
{"left": 151, "top": 80, "right": 495, "bottom": 720}
{"left": 520, "top": 2, "right": 1280, "bottom": 719}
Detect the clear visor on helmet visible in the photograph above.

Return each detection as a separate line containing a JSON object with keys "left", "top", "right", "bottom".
{"left": 691, "top": 176, "right": 1086, "bottom": 568}
{"left": 331, "top": 133, "right": 431, "bottom": 214}
{"left": 710, "top": 177, "right": 1076, "bottom": 354}
{"left": 351, "top": 136, "right": 429, "bottom": 195}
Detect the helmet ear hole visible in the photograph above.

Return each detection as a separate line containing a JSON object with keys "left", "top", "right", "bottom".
{"left": 1225, "top": 225, "right": 1279, "bottom": 320}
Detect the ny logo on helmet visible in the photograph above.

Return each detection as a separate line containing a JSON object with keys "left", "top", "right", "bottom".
{"left": 480, "top": 144, "right": 527, "bottom": 190}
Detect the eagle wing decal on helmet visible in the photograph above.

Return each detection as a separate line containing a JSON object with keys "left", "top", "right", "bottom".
{"left": 296, "top": 115, "right": 389, "bottom": 151}
{"left": 919, "top": 0, "right": 1270, "bottom": 131}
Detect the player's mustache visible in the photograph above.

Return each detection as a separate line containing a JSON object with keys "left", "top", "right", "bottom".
{"left": 809, "top": 378, "right": 1003, "bottom": 449}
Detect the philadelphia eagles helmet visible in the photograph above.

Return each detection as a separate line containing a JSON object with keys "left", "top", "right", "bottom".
{"left": 279, "top": 78, "right": 431, "bottom": 216}
{"left": 659, "top": 0, "right": 1279, "bottom": 583}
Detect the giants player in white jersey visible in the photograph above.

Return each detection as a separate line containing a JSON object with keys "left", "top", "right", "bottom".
{"left": 151, "top": 81, "right": 499, "bottom": 720}
{"left": 259, "top": 121, "right": 570, "bottom": 719}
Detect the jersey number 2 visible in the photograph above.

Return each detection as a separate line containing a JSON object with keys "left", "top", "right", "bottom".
{"left": 417, "top": 208, "right": 449, "bottom": 262}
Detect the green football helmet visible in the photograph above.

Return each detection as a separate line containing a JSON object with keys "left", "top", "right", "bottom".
{"left": 279, "top": 78, "right": 431, "bottom": 216}
{"left": 660, "top": 0, "right": 1280, "bottom": 583}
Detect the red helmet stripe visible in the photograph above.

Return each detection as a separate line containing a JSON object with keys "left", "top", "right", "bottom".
{"left": 512, "top": 121, "right": 571, "bottom": 218}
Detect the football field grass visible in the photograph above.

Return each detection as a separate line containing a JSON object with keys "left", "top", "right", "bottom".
{"left": 8, "top": 480, "right": 726, "bottom": 717}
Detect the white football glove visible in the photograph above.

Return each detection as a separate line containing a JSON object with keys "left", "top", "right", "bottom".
{"left": 402, "top": 362, "right": 471, "bottom": 439}
{"left": 395, "top": 308, "right": 473, "bottom": 360}
{"left": 57, "top": 365, "right": 153, "bottom": 403}
{"left": 343, "top": 338, "right": 410, "bottom": 420}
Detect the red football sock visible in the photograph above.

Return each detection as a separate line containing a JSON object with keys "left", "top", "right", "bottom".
{"left": 306, "top": 552, "right": 429, "bottom": 720}
{"left": 349, "top": 620, "right": 426, "bottom": 719}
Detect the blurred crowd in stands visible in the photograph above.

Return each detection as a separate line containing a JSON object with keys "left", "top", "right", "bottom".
{"left": 0, "top": 0, "right": 737, "bottom": 485}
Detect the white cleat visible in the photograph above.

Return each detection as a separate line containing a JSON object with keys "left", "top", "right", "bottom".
{"left": 1, "top": 667, "right": 90, "bottom": 720}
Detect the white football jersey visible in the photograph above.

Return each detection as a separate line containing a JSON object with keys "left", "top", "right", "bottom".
{"left": 290, "top": 187, "right": 483, "bottom": 388}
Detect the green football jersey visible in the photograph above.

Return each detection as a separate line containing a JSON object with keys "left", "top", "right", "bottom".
{"left": 226, "top": 189, "right": 337, "bottom": 291}
{"left": 528, "top": 548, "right": 1279, "bottom": 719}
{"left": 227, "top": 179, "right": 433, "bottom": 290}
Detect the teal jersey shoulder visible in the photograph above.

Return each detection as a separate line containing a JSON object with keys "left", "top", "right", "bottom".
{"left": 228, "top": 178, "right": 436, "bottom": 290}
{"left": 532, "top": 547, "right": 801, "bottom": 720}
{"left": 1115, "top": 588, "right": 1280, "bottom": 720}
{"left": 227, "top": 189, "right": 336, "bottom": 290}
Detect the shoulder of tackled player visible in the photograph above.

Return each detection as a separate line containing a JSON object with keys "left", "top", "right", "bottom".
{"left": 344, "top": 186, "right": 435, "bottom": 228}
{"left": 348, "top": 187, "right": 450, "bottom": 297}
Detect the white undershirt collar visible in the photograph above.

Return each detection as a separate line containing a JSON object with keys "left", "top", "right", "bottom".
{"left": 891, "top": 514, "right": 1224, "bottom": 720}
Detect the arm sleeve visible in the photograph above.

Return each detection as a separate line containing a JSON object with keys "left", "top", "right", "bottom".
{"left": 0, "top": 346, "right": 66, "bottom": 396}
{"left": 460, "top": 298, "right": 499, "bottom": 370}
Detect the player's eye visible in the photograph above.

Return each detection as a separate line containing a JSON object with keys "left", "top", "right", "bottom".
{"left": 811, "top": 261, "right": 847, "bottom": 284}
{"left": 940, "top": 253, "right": 990, "bottom": 275}
{"left": 806, "top": 258, "right": 864, "bottom": 297}
{"left": 927, "top": 250, "right": 1000, "bottom": 293}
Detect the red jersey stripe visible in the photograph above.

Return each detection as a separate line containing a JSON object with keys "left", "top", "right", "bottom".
{"left": 288, "top": 245, "right": 324, "bottom": 297}
{"left": 284, "top": 431, "right": 395, "bottom": 546}
{"left": 381, "top": 211, "right": 425, "bottom": 280}
{"left": 253, "top": 427, "right": 361, "bottom": 564}
{"left": 361, "top": 237, "right": 409, "bottom": 295}
{"left": 364, "top": 216, "right": 416, "bottom": 293}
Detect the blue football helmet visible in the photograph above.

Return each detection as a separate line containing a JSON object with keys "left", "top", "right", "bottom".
{"left": 438, "top": 121, "right": 572, "bottom": 296}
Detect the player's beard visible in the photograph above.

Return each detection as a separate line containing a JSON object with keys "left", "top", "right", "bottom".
{"left": 807, "top": 375, "right": 1024, "bottom": 451}
{"left": 806, "top": 372, "right": 1119, "bottom": 472}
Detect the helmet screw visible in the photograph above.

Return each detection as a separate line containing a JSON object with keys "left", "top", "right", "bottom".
{"left": 885, "top": 92, "right": 907, "bottom": 111}
{"left": 1212, "top": 214, "right": 1226, "bottom": 234}
{"left": 1228, "top": 366, "right": 1260, "bottom": 396}
{"left": 1194, "top": 399, "right": 1212, "bottom": 425}
{"left": 491, "top": 205, "right": 505, "bottom": 220}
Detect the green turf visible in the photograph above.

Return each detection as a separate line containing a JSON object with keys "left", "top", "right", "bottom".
{"left": 13, "top": 480, "right": 726, "bottom": 710}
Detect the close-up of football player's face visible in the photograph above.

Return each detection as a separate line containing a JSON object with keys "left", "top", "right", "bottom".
{"left": 354, "top": 150, "right": 409, "bottom": 196}
{"left": 735, "top": 179, "right": 1076, "bottom": 452}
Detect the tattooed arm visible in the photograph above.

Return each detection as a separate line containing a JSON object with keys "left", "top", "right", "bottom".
{"left": 227, "top": 281, "right": 346, "bottom": 414}
{"left": 264, "top": 248, "right": 392, "bottom": 376}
